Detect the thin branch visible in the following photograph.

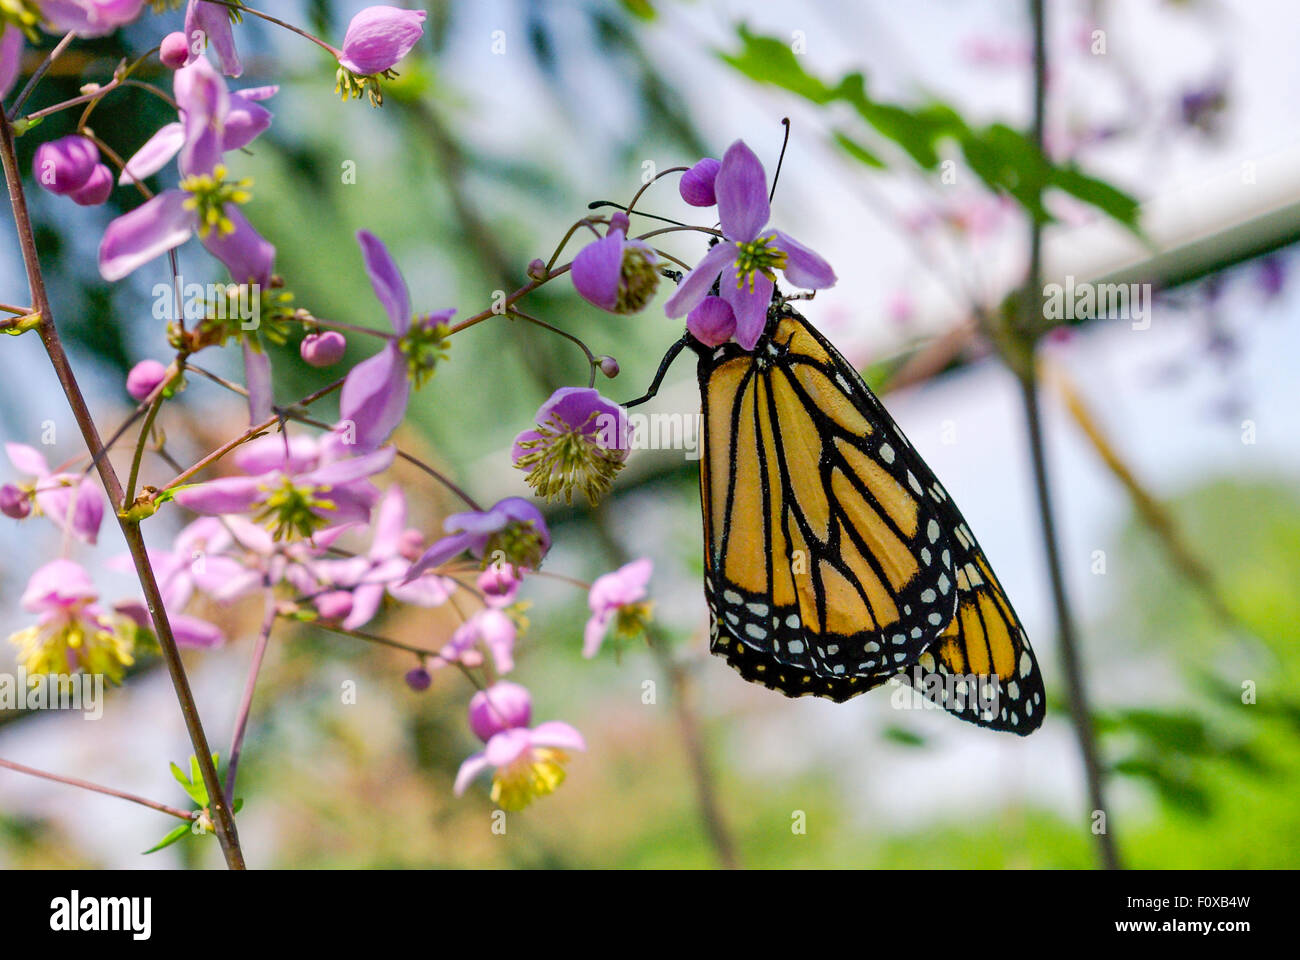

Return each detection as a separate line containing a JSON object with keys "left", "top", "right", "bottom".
{"left": 225, "top": 593, "right": 278, "bottom": 804}
{"left": 0, "top": 757, "right": 194, "bottom": 822}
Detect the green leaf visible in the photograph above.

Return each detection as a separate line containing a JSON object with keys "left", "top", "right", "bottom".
{"left": 1049, "top": 165, "right": 1143, "bottom": 235}
{"left": 833, "top": 131, "right": 886, "bottom": 170}
{"left": 881, "top": 726, "right": 927, "bottom": 747}
{"left": 142, "top": 822, "right": 193, "bottom": 855}
{"left": 620, "top": 0, "right": 656, "bottom": 21}
{"left": 719, "top": 26, "right": 839, "bottom": 105}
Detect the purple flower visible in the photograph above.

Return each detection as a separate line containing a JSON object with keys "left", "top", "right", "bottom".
{"left": 8, "top": 560, "right": 136, "bottom": 682}
{"left": 126, "top": 359, "right": 169, "bottom": 400}
{"left": 664, "top": 139, "right": 837, "bottom": 350}
{"left": 41, "top": 0, "right": 145, "bottom": 38}
{"left": 33, "top": 135, "right": 99, "bottom": 194}
{"left": 467, "top": 681, "right": 532, "bottom": 741}
{"left": 174, "top": 443, "right": 394, "bottom": 542}
{"left": 301, "top": 330, "right": 347, "bottom": 367}
{"left": 679, "top": 157, "right": 721, "bottom": 207}
{"left": 4, "top": 443, "right": 104, "bottom": 544}
{"left": 454, "top": 686, "right": 585, "bottom": 811}
{"left": 307, "top": 486, "right": 455, "bottom": 630}
{"left": 583, "top": 558, "right": 653, "bottom": 658}
{"left": 337, "top": 6, "right": 427, "bottom": 75}
{"left": 99, "top": 57, "right": 275, "bottom": 284}
{"left": 185, "top": 0, "right": 242, "bottom": 77}
{"left": 511, "top": 387, "right": 629, "bottom": 504}
{"left": 331, "top": 231, "right": 453, "bottom": 454}
{"left": 406, "top": 497, "right": 551, "bottom": 580}
{"left": 571, "top": 211, "right": 659, "bottom": 314}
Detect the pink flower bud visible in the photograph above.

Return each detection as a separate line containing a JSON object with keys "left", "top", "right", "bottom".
{"left": 404, "top": 666, "right": 432, "bottom": 691}
{"left": 679, "top": 157, "right": 721, "bottom": 207}
{"left": 126, "top": 359, "right": 168, "bottom": 401}
{"left": 69, "top": 163, "right": 113, "bottom": 206}
{"left": 598, "top": 355, "right": 620, "bottom": 378}
{"left": 468, "top": 681, "right": 532, "bottom": 742}
{"left": 300, "top": 330, "right": 347, "bottom": 367}
{"left": 32, "top": 136, "right": 100, "bottom": 196}
{"left": 526, "top": 257, "right": 547, "bottom": 280}
{"left": 159, "top": 32, "right": 189, "bottom": 70}
{"left": 1, "top": 484, "right": 30, "bottom": 519}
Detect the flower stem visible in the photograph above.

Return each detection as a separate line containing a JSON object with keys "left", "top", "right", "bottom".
{"left": 225, "top": 593, "right": 278, "bottom": 803}
{"left": 5, "top": 31, "right": 75, "bottom": 121}
{"left": 0, "top": 112, "right": 245, "bottom": 870}
{"left": 124, "top": 391, "right": 165, "bottom": 507}
{"left": 0, "top": 757, "right": 195, "bottom": 822}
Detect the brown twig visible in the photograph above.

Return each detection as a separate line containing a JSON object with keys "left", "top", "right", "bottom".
{"left": 0, "top": 757, "right": 195, "bottom": 822}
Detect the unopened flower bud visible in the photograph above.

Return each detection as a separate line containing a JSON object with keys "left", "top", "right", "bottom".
{"left": 32, "top": 136, "right": 99, "bottom": 196}
{"left": 526, "top": 258, "right": 548, "bottom": 280}
{"left": 300, "top": 330, "right": 347, "bottom": 367}
{"left": 468, "top": 681, "right": 532, "bottom": 741}
{"left": 69, "top": 164, "right": 113, "bottom": 206}
{"left": 598, "top": 355, "right": 620, "bottom": 378}
{"left": 405, "top": 666, "right": 432, "bottom": 692}
{"left": 680, "top": 157, "right": 721, "bottom": 207}
{"left": 315, "top": 590, "right": 354, "bottom": 620}
{"left": 1, "top": 484, "right": 31, "bottom": 519}
{"left": 126, "top": 359, "right": 169, "bottom": 401}
{"left": 159, "top": 32, "right": 189, "bottom": 70}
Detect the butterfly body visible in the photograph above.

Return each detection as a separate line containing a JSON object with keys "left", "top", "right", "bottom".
{"left": 689, "top": 301, "right": 1046, "bottom": 734}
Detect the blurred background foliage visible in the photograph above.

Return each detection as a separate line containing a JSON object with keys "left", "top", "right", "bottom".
{"left": 1, "top": 0, "right": 1298, "bottom": 868}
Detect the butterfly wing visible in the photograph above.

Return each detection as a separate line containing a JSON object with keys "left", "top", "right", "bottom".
{"left": 896, "top": 515, "right": 1047, "bottom": 734}
{"left": 698, "top": 308, "right": 960, "bottom": 691}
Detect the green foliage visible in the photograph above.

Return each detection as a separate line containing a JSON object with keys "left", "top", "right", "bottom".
{"left": 721, "top": 26, "right": 1141, "bottom": 232}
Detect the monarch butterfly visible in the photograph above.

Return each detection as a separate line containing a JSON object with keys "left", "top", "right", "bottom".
{"left": 629, "top": 295, "right": 1045, "bottom": 735}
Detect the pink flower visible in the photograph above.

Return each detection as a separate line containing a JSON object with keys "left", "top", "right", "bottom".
{"left": 8, "top": 560, "right": 135, "bottom": 681}
{"left": 99, "top": 57, "right": 275, "bottom": 284}
{"left": 437, "top": 608, "right": 517, "bottom": 675}
{"left": 337, "top": 6, "right": 427, "bottom": 75}
{"left": 159, "top": 31, "right": 189, "bottom": 70}
{"left": 454, "top": 684, "right": 585, "bottom": 811}
{"left": 583, "top": 558, "right": 653, "bottom": 658}
{"left": 173, "top": 442, "right": 394, "bottom": 542}
{"left": 4, "top": 443, "right": 104, "bottom": 544}
{"left": 0, "top": 26, "right": 23, "bottom": 101}
{"left": 664, "top": 139, "right": 836, "bottom": 350}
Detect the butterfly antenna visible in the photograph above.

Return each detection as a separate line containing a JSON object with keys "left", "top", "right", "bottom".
{"left": 588, "top": 200, "right": 689, "bottom": 228}
{"left": 769, "top": 117, "right": 791, "bottom": 203}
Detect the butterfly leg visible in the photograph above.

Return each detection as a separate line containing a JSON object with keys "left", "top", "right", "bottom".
{"left": 622, "top": 333, "right": 691, "bottom": 409}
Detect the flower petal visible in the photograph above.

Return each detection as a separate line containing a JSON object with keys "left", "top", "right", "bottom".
{"left": 242, "top": 340, "right": 273, "bottom": 425}
{"left": 200, "top": 205, "right": 275, "bottom": 286}
{"left": 98, "top": 190, "right": 195, "bottom": 282}
{"left": 6, "top": 442, "right": 50, "bottom": 478}
{"left": 772, "top": 230, "right": 837, "bottom": 290}
{"left": 720, "top": 263, "right": 773, "bottom": 351}
{"left": 173, "top": 475, "right": 265, "bottom": 515}
{"left": 185, "top": 0, "right": 242, "bottom": 77}
{"left": 582, "top": 610, "right": 611, "bottom": 659}
{"left": 529, "top": 721, "right": 587, "bottom": 753}
{"left": 663, "top": 241, "right": 736, "bottom": 319}
{"left": 0, "top": 26, "right": 23, "bottom": 101}
{"left": 715, "top": 140, "right": 770, "bottom": 242}
{"left": 356, "top": 230, "right": 411, "bottom": 334}
{"left": 453, "top": 751, "right": 491, "bottom": 796}
{"left": 338, "top": 6, "right": 427, "bottom": 75}
{"left": 119, "top": 122, "right": 184, "bottom": 185}
{"left": 337, "top": 343, "right": 410, "bottom": 454}
{"left": 685, "top": 296, "right": 736, "bottom": 347}
{"left": 571, "top": 232, "right": 624, "bottom": 311}
{"left": 404, "top": 532, "right": 473, "bottom": 581}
